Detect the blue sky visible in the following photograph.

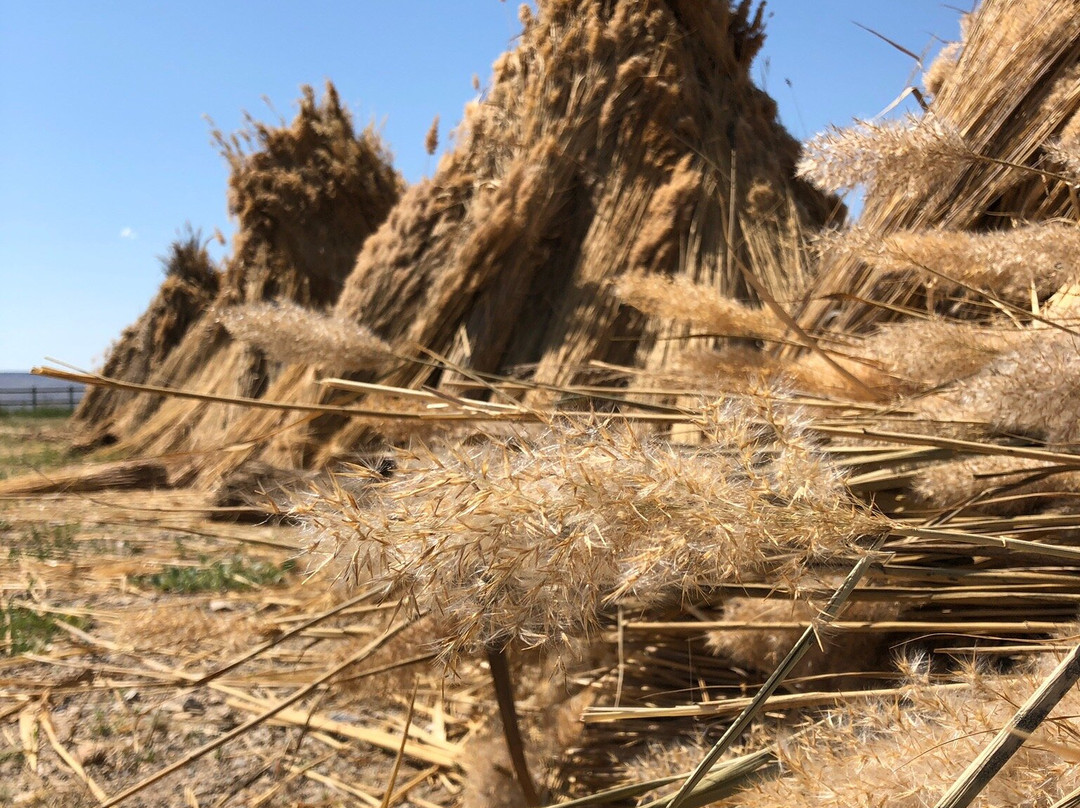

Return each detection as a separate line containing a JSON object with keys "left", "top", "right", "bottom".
{"left": 0, "top": 1, "right": 967, "bottom": 371}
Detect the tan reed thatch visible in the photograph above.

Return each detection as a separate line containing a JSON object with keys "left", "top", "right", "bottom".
{"left": 73, "top": 226, "right": 219, "bottom": 438}
{"left": 796, "top": 0, "right": 1080, "bottom": 335}
{"left": 165, "top": 0, "right": 839, "bottom": 486}
{"left": 74, "top": 82, "right": 400, "bottom": 460}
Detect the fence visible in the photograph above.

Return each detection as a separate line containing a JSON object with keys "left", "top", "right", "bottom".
{"left": 0, "top": 386, "right": 85, "bottom": 413}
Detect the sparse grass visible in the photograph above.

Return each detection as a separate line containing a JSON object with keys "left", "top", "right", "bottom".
{"left": 90, "top": 707, "right": 115, "bottom": 738}
{"left": 132, "top": 556, "right": 295, "bottom": 594}
{"left": 7, "top": 522, "right": 81, "bottom": 561}
{"left": 0, "top": 602, "right": 89, "bottom": 656}
{"left": 0, "top": 412, "right": 74, "bottom": 480}
{"left": 0, "top": 407, "right": 75, "bottom": 420}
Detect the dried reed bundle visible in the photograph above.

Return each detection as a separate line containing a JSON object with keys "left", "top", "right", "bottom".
{"left": 302, "top": 397, "right": 886, "bottom": 664}
{"left": 214, "top": 82, "right": 402, "bottom": 306}
{"left": 614, "top": 274, "right": 787, "bottom": 341}
{"left": 797, "top": 0, "right": 1080, "bottom": 335}
{"left": 330, "top": 0, "right": 827, "bottom": 368}
{"left": 72, "top": 83, "right": 400, "bottom": 466}
{"left": 74, "top": 227, "right": 219, "bottom": 435}
{"left": 105, "top": 0, "right": 840, "bottom": 485}
{"left": 218, "top": 301, "right": 393, "bottom": 373}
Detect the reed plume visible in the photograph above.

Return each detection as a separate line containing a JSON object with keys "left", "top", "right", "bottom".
{"left": 218, "top": 300, "right": 394, "bottom": 373}
{"left": 614, "top": 274, "right": 788, "bottom": 342}
{"left": 302, "top": 396, "right": 886, "bottom": 665}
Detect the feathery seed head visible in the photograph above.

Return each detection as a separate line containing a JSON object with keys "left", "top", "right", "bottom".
{"left": 301, "top": 397, "right": 885, "bottom": 665}
{"left": 798, "top": 116, "right": 970, "bottom": 197}
{"left": 218, "top": 300, "right": 394, "bottom": 372}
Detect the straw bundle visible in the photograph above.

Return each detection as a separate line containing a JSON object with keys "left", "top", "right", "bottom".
{"left": 73, "top": 227, "right": 219, "bottom": 440}
{"left": 331, "top": 0, "right": 834, "bottom": 385}
{"left": 178, "top": 0, "right": 839, "bottom": 485}
{"left": 74, "top": 83, "right": 400, "bottom": 459}
{"left": 797, "top": 0, "right": 1080, "bottom": 335}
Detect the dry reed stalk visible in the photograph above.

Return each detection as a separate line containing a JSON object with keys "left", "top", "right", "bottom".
{"left": 221, "top": 689, "right": 457, "bottom": 769}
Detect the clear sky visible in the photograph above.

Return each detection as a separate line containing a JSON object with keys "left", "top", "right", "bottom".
{"left": 0, "top": 1, "right": 968, "bottom": 372}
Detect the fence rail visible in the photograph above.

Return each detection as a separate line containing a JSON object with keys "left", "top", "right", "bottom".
{"left": 0, "top": 386, "right": 85, "bottom": 413}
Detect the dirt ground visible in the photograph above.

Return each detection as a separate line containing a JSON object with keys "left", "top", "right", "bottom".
{"left": 0, "top": 413, "right": 475, "bottom": 808}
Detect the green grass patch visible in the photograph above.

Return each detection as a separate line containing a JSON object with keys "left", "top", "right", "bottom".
{"left": 0, "top": 445, "right": 73, "bottom": 481}
{"left": 0, "top": 407, "right": 74, "bottom": 420}
{"left": 1, "top": 603, "right": 90, "bottom": 656}
{"left": 0, "top": 414, "right": 74, "bottom": 480}
{"left": 7, "top": 522, "right": 81, "bottom": 561}
{"left": 132, "top": 556, "right": 296, "bottom": 594}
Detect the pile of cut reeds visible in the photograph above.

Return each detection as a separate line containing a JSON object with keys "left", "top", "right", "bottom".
{"left": 71, "top": 82, "right": 401, "bottom": 458}
{"left": 69, "top": 0, "right": 840, "bottom": 492}
{"left": 21, "top": 0, "right": 1080, "bottom": 807}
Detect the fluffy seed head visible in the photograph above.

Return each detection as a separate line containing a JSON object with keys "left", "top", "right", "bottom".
{"left": 302, "top": 397, "right": 886, "bottom": 664}
{"left": 218, "top": 300, "right": 394, "bottom": 372}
